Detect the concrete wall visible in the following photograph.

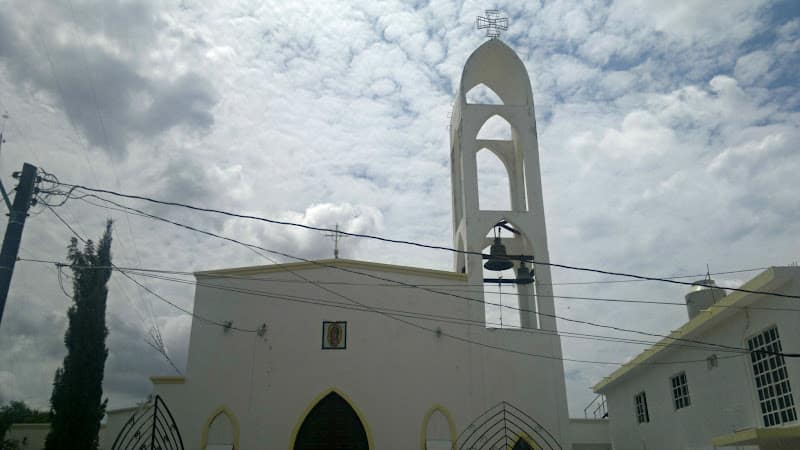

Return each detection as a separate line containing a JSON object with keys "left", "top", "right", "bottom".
{"left": 568, "top": 418, "right": 611, "bottom": 450}
{"left": 149, "top": 262, "right": 573, "bottom": 449}
{"left": 600, "top": 268, "right": 800, "bottom": 450}
{"left": 6, "top": 407, "right": 137, "bottom": 450}
{"left": 5, "top": 424, "right": 50, "bottom": 450}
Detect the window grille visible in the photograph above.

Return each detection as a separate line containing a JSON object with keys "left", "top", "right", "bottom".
{"left": 671, "top": 372, "right": 691, "bottom": 409}
{"left": 634, "top": 391, "right": 650, "bottom": 423}
{"left": 748, "top": 326, "right": 797, "bottom": 427}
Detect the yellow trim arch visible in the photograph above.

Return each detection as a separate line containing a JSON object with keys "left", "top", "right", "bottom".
{"left": 200, "top": 405, "right": 241, "bottom": 450}
{"left": 288, "top": 387, "right": 375, "bottom": 450}
{"left": 420, "top": 404, "right": 458, "bottom": 450}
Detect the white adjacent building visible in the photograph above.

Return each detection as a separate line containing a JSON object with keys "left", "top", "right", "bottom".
{"left": 593, "top": 267, "right": 800, "bottom": 450}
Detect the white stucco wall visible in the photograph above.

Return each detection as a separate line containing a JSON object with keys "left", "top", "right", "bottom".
{"left": 597, "top": 267, "right": 800, "bottom": 450}
{"left": 568, "top": 418, "right": 611, "bottom": 450}
{"left": 148, "top": 260, "right": 572, "bottom": 450}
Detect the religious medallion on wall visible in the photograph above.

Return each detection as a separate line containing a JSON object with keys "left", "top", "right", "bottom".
{"left": 322, "top": 321, "right": 347, "bottom": 349}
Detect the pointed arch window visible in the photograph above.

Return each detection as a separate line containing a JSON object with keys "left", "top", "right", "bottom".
{"left": 476, "top": 114, "right": 512, "bottom": 140}
{"left": 201, "top": 406, "right": 240, "bottom": 450}
{"left": 476, "top": 149, "right": 512, "bottom": 211}
{"left": 421, "top": 405, "right": 457, "bottom": 450}
{"left": 465, "top": 83, "right": 504, "bottom": 105}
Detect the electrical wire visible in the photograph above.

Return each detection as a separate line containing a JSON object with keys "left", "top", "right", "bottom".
{"left": 119, "top": 268, "right": 759, "bottom": 355}
{"left": 42, "top": 181, "right": 799, "bottom": 300}
{"left": 66, "top": 194, "right": 770, "bottom": 288}
{"left": 48, "top": 193, "right": 799, "bottom": 359}
{"left": 41, "top": 201, "right": 752, "bottom": 366}
{"left": 18, "top": 256, "right": 800, "bottom": 315}
{"left": 29, "top": 12, "right": 167, "bottom": 349}
{"left": 44, "top": 203, "right": 259, "bottom": 334}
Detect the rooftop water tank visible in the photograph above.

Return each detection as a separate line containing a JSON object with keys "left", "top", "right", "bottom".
{"left": 685, "top": 278, "right": 726, "bottom": 320}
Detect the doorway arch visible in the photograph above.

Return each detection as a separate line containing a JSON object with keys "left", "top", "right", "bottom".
{"left": 420, "top": 404, "right": 457, "bottom": 449}
{"left": 511, "top": 434, "right": 542, "bottom": 450}
{"left": 200, "top": 405, "right": 240, "bottom": 449}
{"left": 289, "top": 388, "right": 373, "bottom": 450}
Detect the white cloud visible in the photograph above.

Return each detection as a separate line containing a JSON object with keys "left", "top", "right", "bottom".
{"left": 611, "top": 0, "right": 768, "bottom": 44}
{"left": 734, "top": 50, "right": 774, "bottom": 86}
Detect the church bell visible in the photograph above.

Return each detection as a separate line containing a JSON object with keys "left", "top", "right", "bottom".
{"left": 516, "top": 260, "right": 534, "bottom": 284}
{"left": 484, "top": 237, "right": 514, "bottom": 271}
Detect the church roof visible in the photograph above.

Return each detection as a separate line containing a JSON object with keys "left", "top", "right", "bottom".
{"left": 459, "top": 38, "right": 533, "bottom": 106}
{"left": 194, "top": 258, "right": 467, "bottom": 282}
{"left": 593, "top": 266, "right": 800, "bottom": 392}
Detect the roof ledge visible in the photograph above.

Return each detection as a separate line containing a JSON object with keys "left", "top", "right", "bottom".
{"left": 712, "top": 425, "right": 800, "bottom": 446}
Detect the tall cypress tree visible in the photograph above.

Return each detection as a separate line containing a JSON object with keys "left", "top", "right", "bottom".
{"left": 45, "top": 221, "right": 113, "bottom": 450}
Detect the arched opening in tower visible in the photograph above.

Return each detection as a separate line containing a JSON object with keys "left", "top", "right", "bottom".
{"left": 482, "top": 232, "right": 520, "bottom": 329}
{"left": 476, "top": 114, "right": 513, "bottom": 140}
{"left": 466, "top": 83, "right": 504, "bottom": 105}
{"left": 476, "top": 148, "right": 512, "bottom": 211}
{"left": 481, "top": 221, "right": 540, "bottom": 329}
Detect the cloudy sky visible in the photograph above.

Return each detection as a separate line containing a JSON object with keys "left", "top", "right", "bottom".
{"left": 0, "top": 0, "right": 799, "bottom": 419}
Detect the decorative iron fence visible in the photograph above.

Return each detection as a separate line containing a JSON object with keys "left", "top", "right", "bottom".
{"left": 455, "top": 401, "right": 562, "bottom": 450}
{"left": 111, "top": 395, "right": 184, "bottom": 450}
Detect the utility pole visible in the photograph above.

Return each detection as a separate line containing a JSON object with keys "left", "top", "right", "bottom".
{"left": 0, "top": 162, "right": 38, "bottom": 329}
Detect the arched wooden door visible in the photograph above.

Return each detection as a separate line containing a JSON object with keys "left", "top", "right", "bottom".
{"left": 294, "top": 392, "right": 369, "bottom": 450}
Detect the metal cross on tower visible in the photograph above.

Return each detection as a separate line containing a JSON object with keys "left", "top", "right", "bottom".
{"left": 324, "top": 224, "right": 348, "bottom": 259}
{"left": 476, "top": 10, "right": 508, "bottom": 39}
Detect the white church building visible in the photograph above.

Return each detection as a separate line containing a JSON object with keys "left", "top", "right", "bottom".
{"left": 9, "top": 35, "right": 800, "bottom": 450}
{"left": 134, "top": 37, "right": 609, "bottom": 450}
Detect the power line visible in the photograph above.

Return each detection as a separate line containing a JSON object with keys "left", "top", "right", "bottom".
{"left": 45, "top": 181, "right": 799, "bottom": 300}
{"left": 17, "top": 257, "right": 800, "bottom": 314}
{"left": 61, "top": 194, "right": 770, "bottom": 288}
{"left": 123, "top": 268, "right": 754, "bottom": 355}
{"left": 542, "top": 267, "right": 767, "bottom": 286}
{"left": 44, "top": 204, "right": 259, "bottom": 337}
{"left": 57, "top": 264, "right": 183, "bottom": 375}
{"left": 61, "top": 0, "right": 164, "bottom": 349}
{"left": 28, "top": 17, "right": 167, "bottom": 352}
{"left": 41, "top": 201, "right": 752, "bottom": 366}
{"left": 50, "top": 194, "right": 798, "bottom": 359}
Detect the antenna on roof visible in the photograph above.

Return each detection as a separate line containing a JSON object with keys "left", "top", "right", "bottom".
{"left": 476, "top": 10, "right": 509, "bottom": 39}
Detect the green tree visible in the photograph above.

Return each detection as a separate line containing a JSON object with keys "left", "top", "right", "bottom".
{"left": 44, "top": 221, "right": 113, "bottom": 450}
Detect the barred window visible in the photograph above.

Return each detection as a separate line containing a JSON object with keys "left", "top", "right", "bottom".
{"left": 634, "top": 391, "right": 650, "bottom": 423}
{"left": 671, "top": 372, "right": 691, "bottom": 409}
{"left": 748, "top": 326, "right": 797, "bottom": 427}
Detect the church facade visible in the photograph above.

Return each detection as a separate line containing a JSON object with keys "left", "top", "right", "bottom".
{"left": 149, "top": 38, "right": 596, "bottom": 449}
{"left": 150, "top": 37, "right": 579, "bottom": 450}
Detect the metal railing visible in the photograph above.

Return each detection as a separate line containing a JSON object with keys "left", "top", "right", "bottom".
{"left": 583, "top": 394, "right": 608, "bottom": 419}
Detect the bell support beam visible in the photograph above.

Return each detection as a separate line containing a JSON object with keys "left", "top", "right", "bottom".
{"left": 483, "top": 278, "right": 534, "bottom": 285}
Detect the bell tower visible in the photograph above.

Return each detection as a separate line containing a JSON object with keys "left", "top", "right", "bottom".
{"left": 450, "top": 38, "right": 555, "bottom": 331}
